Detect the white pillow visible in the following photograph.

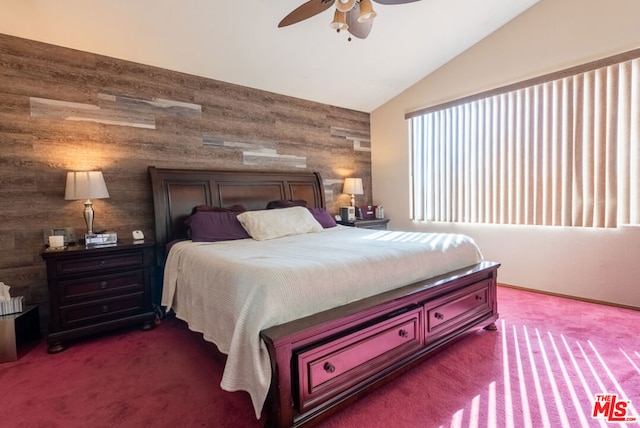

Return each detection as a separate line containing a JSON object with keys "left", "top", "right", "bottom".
{"left": 237, "top": 206, "right": 323, "bottom": 241}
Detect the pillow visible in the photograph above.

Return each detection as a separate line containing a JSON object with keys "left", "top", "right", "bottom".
{"left": 237, "top": 206, "right": 323, "bottom": 241}
{"left": 191, "top": 204, "right": 246, "bottom": 214}
{"left": 265, "top": 199, "right": 307, "bottom": 209}
{"left": 308, "top": 207, "right": 337, "bottom": 228}
{"left": 184, "top": 211, "right": 250, "bottom": 242}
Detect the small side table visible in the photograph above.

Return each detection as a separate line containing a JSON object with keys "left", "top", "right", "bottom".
{"left": 337, "top": 218, "right": 390, "bottom": 230}
{"left": 0, "top": 305, "right": 41, "bottom": 363}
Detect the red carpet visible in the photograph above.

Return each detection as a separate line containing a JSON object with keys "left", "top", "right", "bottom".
{"left": 1, "top": 286, "right": 639, "bottom": 427}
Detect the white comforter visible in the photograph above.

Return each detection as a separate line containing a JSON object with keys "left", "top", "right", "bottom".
{"left": 162, "top": 226, "right": 483, "bottom": 418}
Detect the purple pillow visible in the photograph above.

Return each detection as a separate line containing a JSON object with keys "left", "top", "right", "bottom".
{"left": 191, "top": 204, "right": 246, "bottom": 214}
{"left": 266, "top": 199, "right": 307, "bottom": 209}
{"left": 184, "top": 211, "right": 250, "bottom": 242}
{"left": 308, "top": 207, "right": 337, "bottom": 228}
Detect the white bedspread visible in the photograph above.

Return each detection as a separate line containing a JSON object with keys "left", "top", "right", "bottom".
{"left": 162, "top": 226, "right": 483, "bottom": 418}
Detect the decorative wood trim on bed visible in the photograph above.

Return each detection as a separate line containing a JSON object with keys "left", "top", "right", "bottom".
{"left": 148, "top": 166, "right": 499, "bottom": 428}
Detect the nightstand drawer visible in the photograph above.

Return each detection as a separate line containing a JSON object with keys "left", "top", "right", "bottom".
{"left": 58, "top": 270, "right": 145, "bottom": 302}
{"left": 59, "top": 293, "right": 145, "bottom": 329}
{"left": 54, "top": 252, "right": 144, "bottom": 275}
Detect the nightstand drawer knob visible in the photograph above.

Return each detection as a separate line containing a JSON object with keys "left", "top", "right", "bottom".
{"left": 398, "top": 329, "right": 409, "bottom": 338}
{"left": 100, "top": 260, "right": 106, "bottom": 266}
{"left": 323, "top": 362, "right": 336, "bottom": 373}
{"left": 101, "top": 305, "right": 109, "bottom": 313}
{"left": 434, "top": 312, "right": 444, "bottom": 320}
{"left": 100, "top": 281, "right": 108, "bottom": 289}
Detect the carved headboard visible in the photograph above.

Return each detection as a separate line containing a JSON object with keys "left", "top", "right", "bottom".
{"left": 148, "top": 166, "right": 325, "bottom": 264}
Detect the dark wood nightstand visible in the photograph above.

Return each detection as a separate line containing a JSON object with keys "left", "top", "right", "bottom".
{"left": 41, "top": 240, "right": 156, "bottom": 353}
{"left": 337, "top": 218, "right": 390, "bottom": 230}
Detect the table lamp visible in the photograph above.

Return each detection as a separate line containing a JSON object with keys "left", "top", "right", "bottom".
{"left": 65, "top": 171, "right": 110, "bottom": 235}
{"left": 343, "top": 178, "right": 363, "bottom": 207}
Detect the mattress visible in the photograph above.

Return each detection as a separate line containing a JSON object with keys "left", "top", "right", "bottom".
{"left": 161, "top": 226, "right": 483, "bottom": 418}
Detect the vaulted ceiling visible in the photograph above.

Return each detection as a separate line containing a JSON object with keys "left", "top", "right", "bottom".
{"left": 0, "top": 0, "right": 538, "bottom": 112}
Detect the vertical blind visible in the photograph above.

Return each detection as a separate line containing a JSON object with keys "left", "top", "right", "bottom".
{"left": 409, "top": 55, "right": 640, "bottom": 228}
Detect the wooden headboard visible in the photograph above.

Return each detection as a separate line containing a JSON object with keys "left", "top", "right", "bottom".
{"left": 148, "top": 166, "right": 325, "bottom": 263}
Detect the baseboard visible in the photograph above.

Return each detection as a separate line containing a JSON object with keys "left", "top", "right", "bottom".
{"left": 497, "top": 282, "right": 640, "bottom": 312}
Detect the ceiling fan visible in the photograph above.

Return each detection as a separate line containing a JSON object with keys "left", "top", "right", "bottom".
{"left": 278, "top": 0, "right": 421, "bottom": 40}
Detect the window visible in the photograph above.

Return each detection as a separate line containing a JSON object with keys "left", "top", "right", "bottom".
{"left": 407, "top": 50, "right": 640, "bottom": 228}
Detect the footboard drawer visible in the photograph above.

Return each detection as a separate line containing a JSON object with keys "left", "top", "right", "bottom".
{"left": 295, "top": 306, "right": 423, "bottom": 412}
{"left": 425, "top": 280, "right": 491, "bottom": 343}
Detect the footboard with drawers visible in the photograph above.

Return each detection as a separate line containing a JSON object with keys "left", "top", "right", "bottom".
{"left": 261, "top": 261, "right": 499, "bottom": 428}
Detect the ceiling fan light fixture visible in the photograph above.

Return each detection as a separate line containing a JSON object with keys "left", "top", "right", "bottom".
{"left": 329, "top": 9, "right": 349, "bottom": 31}
{"left": 357, "top": 0, "right": 377, "bottom": 22}
{"left": 336, "top": 0, "right": 356, "bottom": 12}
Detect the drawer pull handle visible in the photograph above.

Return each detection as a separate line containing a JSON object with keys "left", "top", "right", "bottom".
{"left": 323, "top": 362, "right": 336, "bottom": 374}
{"left": 101, "top": 305, "right": 109, "bottom": 313}
{"left": 434, "top": 312, "right": 444, "bottom": 320}
{"left": 100, "top": 260, "right": 106, "bottom": 267}
{"left": 100, "top": 281, "right": 108, "bottom": 289}
{"left": 398, "top": 329, "right": 409, "bottom": 338}
{"left": 476, "top": 295, "right": 483, "bottom": 301}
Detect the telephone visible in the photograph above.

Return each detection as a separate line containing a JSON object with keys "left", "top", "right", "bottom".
{"left": 43, "top": 227, "right": 77, "bottom": 246}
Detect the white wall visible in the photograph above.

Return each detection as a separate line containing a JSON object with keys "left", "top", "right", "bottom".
{"left": 371, "top": 0, "right": 640, "bottom": 308}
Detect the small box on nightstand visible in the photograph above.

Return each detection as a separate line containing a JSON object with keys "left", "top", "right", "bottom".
{"left": 0, "top": 305, "right": 41, "bottom": 363}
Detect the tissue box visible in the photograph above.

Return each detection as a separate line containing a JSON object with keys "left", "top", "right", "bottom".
{"left": 0, "top": 296, "right": 23, "bottom": 316}
{"left": 1, "top": 304, "right": 40, "bottom": 362}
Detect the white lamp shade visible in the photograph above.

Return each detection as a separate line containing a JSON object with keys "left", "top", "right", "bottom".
{"left": 343, "top": 178, "right": 364, "bottom": 195}
{"left": 358, "top": 0, "right": 377, "bottom": 22}
{"left": 65, "top": 171, "right": 110, "bottom": 200}
{"left": 329, "top": 9, "right": 349, "bottom": 31}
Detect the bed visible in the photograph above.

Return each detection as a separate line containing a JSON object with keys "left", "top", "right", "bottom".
{"left": 149, "top": 166, "right": 500, "bottom": 428}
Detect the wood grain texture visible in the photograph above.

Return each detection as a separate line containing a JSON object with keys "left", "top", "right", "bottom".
{"left": 0, "top": 33, "right": 371, "bottom": 327}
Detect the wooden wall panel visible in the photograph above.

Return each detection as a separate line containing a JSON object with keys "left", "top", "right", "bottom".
{"left": 0, "top": 34, "right": 371, "bottom": 327}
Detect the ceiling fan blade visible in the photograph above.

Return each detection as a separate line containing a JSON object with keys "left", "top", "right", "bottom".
{"left": 346, "top": 7, "right": 373, "bottom": 39}
{"left": 278, "top": 0, "right": 335, "bottom": 28}
{"left": 372, "top": 0, "right": 421, "bottom": 4}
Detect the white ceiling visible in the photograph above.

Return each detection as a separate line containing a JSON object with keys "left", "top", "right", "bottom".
{"left": 0, "top": 0, "right": 538, "bottom": 112}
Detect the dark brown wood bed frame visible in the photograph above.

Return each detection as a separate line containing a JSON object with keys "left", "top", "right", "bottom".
{"left": 149, "top": 166, "right": 500, "bottom": 428}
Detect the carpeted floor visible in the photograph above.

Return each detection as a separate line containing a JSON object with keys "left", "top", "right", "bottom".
{"left": 1, "top": 286, "right": 639, "bottom": 427}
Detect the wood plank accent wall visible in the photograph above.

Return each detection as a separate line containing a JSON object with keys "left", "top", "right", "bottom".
{"left": 0, "top": 34, "right": 371, "bottom": 326}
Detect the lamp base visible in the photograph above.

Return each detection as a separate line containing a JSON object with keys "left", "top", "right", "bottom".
{"left": 83, "top": 199, "right": 94, "bottom": 235}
